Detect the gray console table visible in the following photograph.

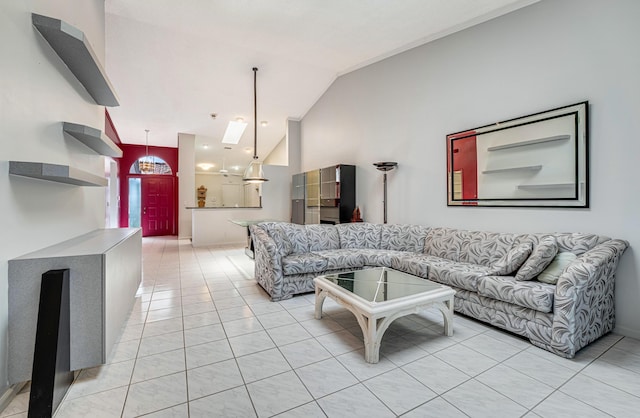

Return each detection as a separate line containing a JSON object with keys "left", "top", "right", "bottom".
{"left": 8, "top": 228, "right": 141, "bottom": 384}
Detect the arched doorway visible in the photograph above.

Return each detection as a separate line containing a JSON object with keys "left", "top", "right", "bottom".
{"left": 129, "top": 156, "right": 176, "bottom": 236}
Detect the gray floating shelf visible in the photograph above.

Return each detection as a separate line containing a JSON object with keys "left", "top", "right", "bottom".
{"left": 482, "top": 165, "right": 542, "bottom": 175}
{"left": 63, "top": 122, "right": 122, "bottom": 157}
{"left": 32, "top": 13, "right": 119, "bottom": 107}
{"left": 488, "top": 135, "right": 570, "bottom": 151}
{"left": 9, "top": 161, "right": 107, "bottom": 187}
{"left": 518, "top": 183, "right": 575, "bottom": 190}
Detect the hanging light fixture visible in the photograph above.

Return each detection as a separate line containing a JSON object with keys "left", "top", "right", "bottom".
{"left": 138, "top": 129, "right": 154, "bottom": 174}
{"left": 243, "top": 67, "right": 269, "bottom": 183}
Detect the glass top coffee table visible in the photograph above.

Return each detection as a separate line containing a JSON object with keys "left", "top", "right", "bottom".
{"left": 314, "top": 267, "right": 456, "bottom": 363}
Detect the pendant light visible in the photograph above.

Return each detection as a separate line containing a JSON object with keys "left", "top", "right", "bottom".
{"left": 242, "top": 67, "right": 269, "bottom": 183}
{"left": 139, "top": 129, "right": 154, "bottom": 174}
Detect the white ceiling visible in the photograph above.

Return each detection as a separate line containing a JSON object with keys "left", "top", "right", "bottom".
{"left": 104, "top": 0, "right": 538, "bottom": 170}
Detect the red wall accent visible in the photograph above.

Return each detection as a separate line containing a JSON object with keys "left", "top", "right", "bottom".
{"left": 447, "top": 130, "right": 478, "bottom": 204}
{"left": 104, "top": 110, "right": 122, "bottom": 145}
{"left": 116, "top": 144, "right": 179, "bottom": 232}
{"left": 453, "top": 136, "right": 478, "bottom": 200}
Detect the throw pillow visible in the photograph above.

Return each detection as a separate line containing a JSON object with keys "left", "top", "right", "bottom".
{"left": 489, "top": 242, "right": 533, "bottom": 275}
{"left": 538, "top": 252, "right": 577, "bottom": 284}
{"left": 515, "top": 236, "right": 558, "bottom": 281}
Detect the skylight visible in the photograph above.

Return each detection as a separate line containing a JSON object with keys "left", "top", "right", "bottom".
{"left": 221, "top": 120, "right": 247, "bottom": 144}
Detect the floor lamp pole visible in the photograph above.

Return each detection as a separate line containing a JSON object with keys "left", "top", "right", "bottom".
{"left": 373, "top": 162, "right": 398, "bottom": 225}
{"left": 383, "top": 172, "right": 388, "bottom": 224}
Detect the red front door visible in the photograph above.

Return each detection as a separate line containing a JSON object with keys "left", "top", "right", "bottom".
{"left": 141, "top": 176, "right": 175, "bottom": 236}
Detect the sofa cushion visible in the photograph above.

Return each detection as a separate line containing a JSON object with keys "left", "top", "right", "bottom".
{"left": 477, "top": 275, "right": 555, "bottom": 313}
{"left": 306, "top": 224, "right": 340, "bottom": 251}
{"left": 423, "top": 227, "right": 468, "bottom": 262}
{"left": 488, "top": 243, "right": 533, "bottom": 275}
{"left": 336, "top": 223, "right": 382, "bottom": 249}
{"left": 515, "top": 235, "right": 558, "bottom": 281}
{"left": 538, "top": 252, "right": 577, "bottom": 284}
{"left": 282, "top": 253, "right": 328, "bottom": 275}
{"left": 553, "top": 233, "right": 609, "bottom": 255}
{"left": 314, "top": 249, "right": 367, "bottom": 270}
{"left": 463, "top": 231, "right": 521, "bottom": 267}
{"left": 314, "top": 249, "right": 404, "bottom": 270}
{"left": 424, "top": 228, "right": 523, "bottom": 267}
{"left": 257, "top": 222, "right": 288, "bottom": 256}
{"left": 380, "top": 224, "right": 430, "bottom": 252}
{"left": 390, "top": 253, "right": 439, "bottom": 278}
{"left": 427, "top": 259, "right": 494, "bottom": 292}
{"left": 276, "top": 223, "right": 310, "bottom": 255}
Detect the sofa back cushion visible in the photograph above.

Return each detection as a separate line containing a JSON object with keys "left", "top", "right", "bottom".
{"left": 306, "top": 224, "right": 340, "bottom": 251}
{"left": 257, "top": 222, "right": 287, "bottom": 255}
{"left": 337, "top": 223, "right": 382, "bottom": 249}
{"left": 423, "top": 227, "right": 467, "bottom": 262}
{"left": 424, "top": 228, "right": 521, "bottom": 267}
{"left": 278, "top": 223, "right": 310, "bottom": 255}
{"left": 463, "top": 231, "right": 521, "bottom": 266}
{"left": 258, "top": 222, "right": 309, "bottom": 256}
{"left": 380, "top": 224, "right": 430, "bottom": 252}
{"left": 552, "top": 233, "right": 610, "bottom": 255}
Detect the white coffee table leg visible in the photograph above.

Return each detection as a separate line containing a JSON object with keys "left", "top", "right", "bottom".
{"left": 441, "top": 297, "right": 454, "bottom": 337}
{"left": 314, "top": 286, "right": 327, "bottom": 320}
{"left": 363, "top": 315, "right": 380, "bottom": 363}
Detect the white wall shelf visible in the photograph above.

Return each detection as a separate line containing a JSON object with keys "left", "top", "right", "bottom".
{"left": 517, "top": 183, "right": 574, "bottom": 190}
{"left": 9, "top": 161, "right": 107, "bottom": 187}
{"left": 482, "top": 165, "right": 542, "bottom": 175}
{"left": 63, "top": 122, "right": 122, "bottom": 157}
{"left": 32, "top": 13, "right": 119, "bottom": 107}
{"left": 487, "top": 134, "right": 570, "bottom": 151}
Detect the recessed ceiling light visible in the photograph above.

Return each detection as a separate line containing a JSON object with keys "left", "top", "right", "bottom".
{"left": 260, "top": 121, "right": 268, "bottom": 127}
{"left": 203, "top": 144, "right": 209, "bottom": 149}
{"left": 222, "top": 120, "right": 248, "bottom": 144}
{"left": 236, "top": 117, "right": 244, "bottom": 122}
{"left": 198, "top": 163, "right": 214, "bottom": 170}
{"left": 244, "top": 147, "right": 252, "bottom": 153}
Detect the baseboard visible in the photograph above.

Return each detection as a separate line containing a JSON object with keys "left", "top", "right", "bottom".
{"left": 0, "top": 382, "right": 27, "bottom": 414}
{"left": 613, "top": 325, "right": 640, "bottom": 340}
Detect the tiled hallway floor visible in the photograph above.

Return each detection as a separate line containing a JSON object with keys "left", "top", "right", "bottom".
{"left": 3, "top": 236, "right": 640, "bottom": 417}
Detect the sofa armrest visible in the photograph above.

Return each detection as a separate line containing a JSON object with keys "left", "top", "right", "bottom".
{"left": 551, "top": 239, "right": 629, "bottom": 357}
{"left": 250, "top": 225, "right": 285, "bottom": 301}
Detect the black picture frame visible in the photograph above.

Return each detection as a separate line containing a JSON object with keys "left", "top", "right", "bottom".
{"left": 446, "top": 101, "right": 589, "bottom": 208}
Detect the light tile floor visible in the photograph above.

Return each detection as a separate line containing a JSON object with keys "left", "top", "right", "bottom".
{"left": 3, "top": 236, "right": 640, "bottom": 417}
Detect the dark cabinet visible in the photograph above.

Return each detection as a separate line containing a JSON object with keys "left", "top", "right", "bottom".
{"left": 291, "top": 173, "right": 305, "bottom": 224}
{"left": 320, "top": 164, "right": 356, "bottom": 224}
{"left": 292, "top": 164, "right": 356, "bottom": 225}
{"left": 305, "top": 169, "right": 320, "bottom": 224}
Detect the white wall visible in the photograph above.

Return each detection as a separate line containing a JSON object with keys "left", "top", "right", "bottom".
{"left": 264, "top": 135, "right": 287, "bottom": 166}
{"left": 195, "top": 173, "right": 245, "bottom": 207}
{"left": 0, "top": 0, "right": 108, "bottom": 394}
{"left": 178, "top": 133, "right": 196, "bottom": 238}
{"left": 191, "top": 165, "right": 290, "bottom": 247}
{"left": 301, "top": 0, "right": 640, "bottom": 338}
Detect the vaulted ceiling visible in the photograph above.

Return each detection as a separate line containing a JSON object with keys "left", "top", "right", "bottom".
{"left": 105, "top": 0, "right": 538, "bottom": 169}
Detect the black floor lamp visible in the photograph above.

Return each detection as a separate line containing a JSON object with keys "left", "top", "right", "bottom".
{"left": 373, "top": 162, "right": 398, "bottom": 224}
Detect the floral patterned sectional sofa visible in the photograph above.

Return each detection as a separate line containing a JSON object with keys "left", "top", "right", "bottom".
{"left": 249, "top": 222, "right": 628, "bottom": 358}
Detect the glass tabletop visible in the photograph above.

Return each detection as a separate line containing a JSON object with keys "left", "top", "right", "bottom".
{"left": 320, "top": 267, "right": 442, "bottom": 303}
{"left": 228, "top": 219, "right": 277, "bottom": 228}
